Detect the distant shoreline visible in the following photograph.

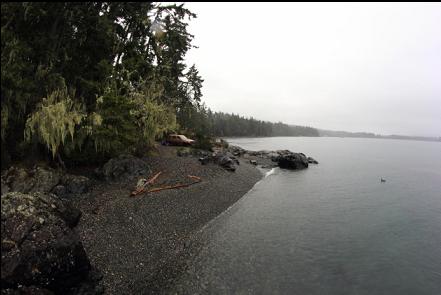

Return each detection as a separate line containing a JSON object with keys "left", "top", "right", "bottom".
{"left": 224, "top": 135, "right": 440, "bottom": 143}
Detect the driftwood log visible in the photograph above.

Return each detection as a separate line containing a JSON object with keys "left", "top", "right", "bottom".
{"left": 130, "top": 172, "right": 201, "bottom": 197}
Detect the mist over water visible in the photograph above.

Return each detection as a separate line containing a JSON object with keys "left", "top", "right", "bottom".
{"left": 177, "top": 137, "right": 441, "bottom": 294}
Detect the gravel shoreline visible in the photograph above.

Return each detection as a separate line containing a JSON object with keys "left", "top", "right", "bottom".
{"left": 71, "top": 146, "right": 262, "bottom": 294}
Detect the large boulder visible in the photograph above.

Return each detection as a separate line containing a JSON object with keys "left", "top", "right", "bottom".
{"left": 1, "top": 167, "right": 91, "bottom": 197}
{"left": 228, "top": 145, "right": 246, "bottom": 156}
{"left": 217, "top": 155, "right": 237, "bottom": 172}
{"left": 197, "top": 152, "right": 238, "bottom": 171}
{"left": 1, "top": 192, "right": 89, "bottom": 293}
{"left": 268, "top": 152, "right": 280, "bottom": 162}
{"left": 1, "top": 178, "right": 9, "bottom": 195}
{"left": 277, "top": 152, "right": 309, "bottom": 170}
{"left": 99, "top": 154, "right": 150, "bottom": 181}
{"left": 1, "top": 167, "right": 62, "bottom": 195}
{"left": 61, "top": 174, "right": 91, "bottom": 195}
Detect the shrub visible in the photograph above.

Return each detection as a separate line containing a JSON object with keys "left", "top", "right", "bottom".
{"left": 193, "top": 133, "right": 214, "bottom": 151}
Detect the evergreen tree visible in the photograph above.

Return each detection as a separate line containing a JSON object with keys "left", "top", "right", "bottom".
{"left": 1, "top": 2, "right": 202, "bottom": 166}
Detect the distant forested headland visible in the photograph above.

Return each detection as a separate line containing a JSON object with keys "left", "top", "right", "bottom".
{"left": 202, "top": 111, "right": 319, "bottom": 137}
{"left": 318, "top": 129, "right": 440, "bottom": 142}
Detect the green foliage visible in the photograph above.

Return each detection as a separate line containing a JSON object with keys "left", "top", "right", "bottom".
{"left": 192, "top": 134, "right": 214, "bottom": 151}
{"left": 86, "top": 89, "right": 139, "bottom": 156}
{"left": 1, "top": 2, "right": 203, "bottom": 164}
{"left": 87, "top": 88, "right": 177, "bottom": 157}
{"left": 24, "top": 88, "right": 85, "bottom": 158}
{"left": 129, "top": 91, "right": 177, "bottom": 147}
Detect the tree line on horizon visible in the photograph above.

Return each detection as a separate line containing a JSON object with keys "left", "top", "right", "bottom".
{"left": 200, "top": 111, "right": 319, "bottom": 138}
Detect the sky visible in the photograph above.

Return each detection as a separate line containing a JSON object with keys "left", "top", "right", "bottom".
{"left": 182, "top": 2, "right": 441, "bottom": 137}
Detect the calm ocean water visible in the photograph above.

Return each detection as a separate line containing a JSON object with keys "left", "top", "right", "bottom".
{"left": 177, "top": 137, "right": 441, "bottom": 295}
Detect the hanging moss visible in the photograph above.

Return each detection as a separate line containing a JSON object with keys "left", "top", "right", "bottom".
{"left": 24, "top": 88, "right": 85, "bottom": 158}
{"left": 130, "top": 91, "right": 177, "bottom": 146}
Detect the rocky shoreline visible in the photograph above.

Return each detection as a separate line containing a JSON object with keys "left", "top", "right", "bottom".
{"left": 1, "top": 143, "right": 317, "bottom": 294}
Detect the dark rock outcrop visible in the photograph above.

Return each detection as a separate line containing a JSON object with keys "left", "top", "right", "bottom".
{"left": 277, "top": 152, "right": 309, "bottom": 170}
{"left": 227, "top": 145, "right": 316, "bottom": 170}
{"left": 198, "top": 157, "right": 209, "bottom": 165}
{"left": 176, "top": 147, "right": 239, "bottom": 171}
{"left": 1, "top": 167, "right": 91, "bottom": 197}
{"left": 179, "top": 144, "right": 317, "bottom": 172}
{"left": 307, "top": 157, "right": 319, "bottom": 164}
{"left": 177, "top": 148, "right": 210, "bottom": 158}
{"left": 1, "top": 179, "right": 9, "bottom": 195}
{"left": 98, "top": 154, "right": 151, "bottom": 181}
{"left": 1, "top": 192, "right": 89, "bottom": 293}
{"left": 228, "top": 145, "right": 246, "bottom": 157}
{"left": 51, "top": 185, "right": 67, "bottom": 197}
{"left": 217, "top": 155, "right": 237, "bottom": 172}
{"left": 1, "top": 167, "right": 62, "bottom": 195}
{"left": 61, "top": 174, "right": 91, "bottom": 194}
{"left": 2, "top": 285, "right": 54, "bottom": 295}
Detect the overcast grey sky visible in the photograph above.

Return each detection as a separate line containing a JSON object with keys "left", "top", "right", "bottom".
{"left": 183, "top": 3, "right": 441, "bottom": 137}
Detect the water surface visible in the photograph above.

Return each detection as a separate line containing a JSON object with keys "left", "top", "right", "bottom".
{"left": 177, "top": 137, "right": 441, "bottom": 295}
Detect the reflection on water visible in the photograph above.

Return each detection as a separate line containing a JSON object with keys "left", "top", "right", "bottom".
{"left": 176, "top": 137, "right": 441, "bottom": 295}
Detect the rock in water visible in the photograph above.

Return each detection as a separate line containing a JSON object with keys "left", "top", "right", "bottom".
{"left": 307, "top": 157, "right": 319, "bottom": 164}
{"left": 277, "top": 152, "right": 309, "bottom": 170}
{"left": 1, "top": 192, "right": 90, "bottom": 293}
